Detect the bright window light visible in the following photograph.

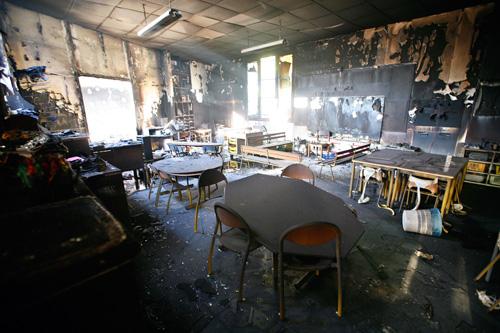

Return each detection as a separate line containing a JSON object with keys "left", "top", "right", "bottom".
{"left": 79, "top": 76, "right": 137, "bottom": 143}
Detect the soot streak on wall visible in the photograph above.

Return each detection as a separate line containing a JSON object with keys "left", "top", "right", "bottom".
{"left": 206, "top": 59, "right": 246, "bottom": 127}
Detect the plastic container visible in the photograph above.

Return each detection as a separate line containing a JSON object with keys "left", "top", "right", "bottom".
{"left": 402, "top": 208, "right": 442, "bottom": 237}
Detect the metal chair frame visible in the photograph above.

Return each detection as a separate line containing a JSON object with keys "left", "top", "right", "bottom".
{"left": 208, "top": 203, "right": 261, "bottom": 302}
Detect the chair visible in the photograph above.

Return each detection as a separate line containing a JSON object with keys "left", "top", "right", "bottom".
{"left": 194, "top": 169, "right": 228, "bottom": 233}
{"left": 281, "top": 163, "right": 315, "bottom": 185}
{"left": 208, "top": 203, "right": 261, "bottom": 301}
{"left": 154, "top": 170, "right": 192, "bottom": 213}
{"left": 277, "top": 222, "right": 342, "bottom": 320}
{"left": 399, "top": 175, "right": 440, "bottom": 211}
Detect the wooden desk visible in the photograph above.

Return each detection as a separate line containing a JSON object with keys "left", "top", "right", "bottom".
{"left": 225, "top": 174, "right": 363, "bottom": 258}
{"left": 349, "top": 149, "right": 468, "bottom": 216}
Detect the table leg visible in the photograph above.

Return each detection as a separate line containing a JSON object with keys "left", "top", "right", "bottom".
{"left": 445, "top": 179, "right": 456, "bottom": 215}
{"left": 386, "top": 170, "right": 395, "bottom": 207}
{"left": 349, "top": 162, "right": 356, "bottom": 198}
{"left": 440, "top": 179, "right": 452, "bottom": 217}
{"left": 133, "top": 169, "right": 139, "bottom": 190}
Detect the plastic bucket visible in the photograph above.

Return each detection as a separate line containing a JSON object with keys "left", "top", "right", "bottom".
{"left": 402, "top": 208, "right": 442, "bottom": 237}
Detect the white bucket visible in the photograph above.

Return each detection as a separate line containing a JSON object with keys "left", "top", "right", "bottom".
{"left": 402, "top": 208, "right": 442, "bottom": 237}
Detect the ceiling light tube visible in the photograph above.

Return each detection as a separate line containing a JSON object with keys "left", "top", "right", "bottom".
{"left": 241, "top": 39, "right": 286, "bottom": 54}
{"left": 137, "top": 8, "right": 182, "bottom": 37}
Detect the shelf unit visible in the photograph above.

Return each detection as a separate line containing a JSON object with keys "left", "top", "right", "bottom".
{"left": 463, "top": 148, "right": 500, "bottom": 188}
{"left": 173, "top": 90, "right": 194, "bottom": 132}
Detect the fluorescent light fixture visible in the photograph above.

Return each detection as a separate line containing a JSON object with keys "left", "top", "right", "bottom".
{"left": 137, "top": 8, "right": 182, "bottom": 37}
{"left": 241, "top": 39, "right": 286, "bottom": 54}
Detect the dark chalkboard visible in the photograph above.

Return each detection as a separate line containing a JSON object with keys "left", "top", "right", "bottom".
{"left": 292, "top": 64, "right": 415, "bottom": 141}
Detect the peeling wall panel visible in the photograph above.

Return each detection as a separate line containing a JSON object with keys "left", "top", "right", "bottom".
{"left": 70, "top": 24, "right": 128, "bottom": 78}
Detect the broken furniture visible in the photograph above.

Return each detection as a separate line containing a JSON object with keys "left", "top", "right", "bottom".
{"left": 463, "top": 147, "right": 500, "bottom": 188}
{"left": 281, "top": 163, "right": 315, "bottom": 185}
{"left": 151, "top": 155, "right": 223, "bottom": 210}
{"left": 349, "top": 149, "right": 468, "bottom": 217}
{"left": 317, "top": 142, "right": 371, "bottom": 180}
{"left": 208, "top": 203, "right": 261, "bottom": 302}
{"left": 194, "top": 169, "right": 227, "bottom": 233}
{"left": 278, "top": 222, "right": 342, "bottom": 320}
{"left": 80, "top": 161, "right": 130, "bottom": 223}
{"left": 93, "top": 142, "right": 145, "bottom": 190}
{"left": 224, "top": 174, "right": 363, "bottom": 319}
{"left": 0, "top": 196, "right": 137, "bottom": 316}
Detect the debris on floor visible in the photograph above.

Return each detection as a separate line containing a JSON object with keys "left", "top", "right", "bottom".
{"left": 415, "top": 250, "right": 434, "bottom": 261}
{"left": 476, "top": 290, "right": 500, "bottom": 311}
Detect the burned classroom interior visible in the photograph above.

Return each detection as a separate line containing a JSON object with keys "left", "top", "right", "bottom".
{"left": 1, "top": 0, "right": 500, "bottom": 332}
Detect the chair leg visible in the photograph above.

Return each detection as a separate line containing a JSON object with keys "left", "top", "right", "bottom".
{"left": 486, "top": 245, "right": 499, "bottom": 282}
{"left": 194, "top": 195, "right": 202, "bottom": 233}
{"left": 475, "top": 253, "right": 500, "bottom": 281}
{"left": 148, "top": 175, "right": 155, "bottom": 200}
{"left": 207, "top": 223, "right": 219, "bottom": 275}
{"left": 279, "top": 253, "right": 285, "bottom": 320}
{"left": 272, "top": 253, "right": 278, "bottom": 289}
{"left": 154, "top": 179, "right": 164, "bottom": 208}
{"left": 238, "top": 247, "right": 250, "bottom": 302}
{"left": 336, "top": 264, "right": 342, "bottom": 318}
{"left": 166, "top": 182, "right": 175, "bottom": 214}
{"left": 399, "top": 187, "right": 407, "bottom": 212}
{"left": 336, "top": 242, "right": 342, "bottom": 318}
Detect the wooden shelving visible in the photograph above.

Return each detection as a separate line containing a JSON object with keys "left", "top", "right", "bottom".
{"left": 464, "top": 147, "right": 500, "bottom": 187}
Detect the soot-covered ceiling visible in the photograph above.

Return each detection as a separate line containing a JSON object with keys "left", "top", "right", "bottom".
{"left": 7, "top": 0, "right": 489, "bottom": 63}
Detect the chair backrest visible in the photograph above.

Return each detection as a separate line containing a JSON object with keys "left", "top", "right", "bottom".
{"left": 281, "top": 163, "right": 315, "bottom": 185}
{"left": 407, "top": 175, "right": 438, "bottom": 194}
{"left": 199, "top": 169, "right": 227, "bottom": 188}
{"left": 280, "top": 222, "right": 340, "bottom": 252}
{"left": 213, "top": 202, "right": 249, "bottom": 230}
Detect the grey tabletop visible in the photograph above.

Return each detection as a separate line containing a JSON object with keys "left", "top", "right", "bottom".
{"left": 152, "top": 155, "right": 223, "bottom": 176}
{"left": 354, "top": 149, "right": 468, "bottom": 179}
{"left": 224, "top": 174, "right": 364, "bottom": 258}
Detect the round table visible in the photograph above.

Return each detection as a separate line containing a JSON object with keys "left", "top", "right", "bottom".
{"left": 152, "top": 154, "right": 223, "bottom": 176}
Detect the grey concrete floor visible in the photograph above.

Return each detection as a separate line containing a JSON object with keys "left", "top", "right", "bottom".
{"left": 126, "top": 163, "right": 500, "bottom": 332}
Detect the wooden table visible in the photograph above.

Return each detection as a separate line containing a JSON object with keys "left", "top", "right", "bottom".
{"left": 348, "top": 149, "right": 468, "bottom": 216}
{"left": 224, "top": 174, "right": 364, "bottom": 258}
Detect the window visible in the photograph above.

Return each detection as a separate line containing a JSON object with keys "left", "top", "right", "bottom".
{"left": 260, "top": 56, "right": 277, "bottom": 118}
{"left": 247, "top": 56, "right": 277, "bottom": 119}
{"left": 247, "top": 62, "right": 259, "bottom": 117}
{"left": 79, "top": 76, "right": 137, "bottom": 143}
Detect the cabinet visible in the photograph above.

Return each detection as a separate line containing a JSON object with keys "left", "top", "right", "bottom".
{"left": 464, "top": 148, "right": 500, "bottom": 187}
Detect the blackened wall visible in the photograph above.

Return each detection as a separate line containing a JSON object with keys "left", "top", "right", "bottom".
{"left": 292, "top": 4, "right": 494, "bottom": 150}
